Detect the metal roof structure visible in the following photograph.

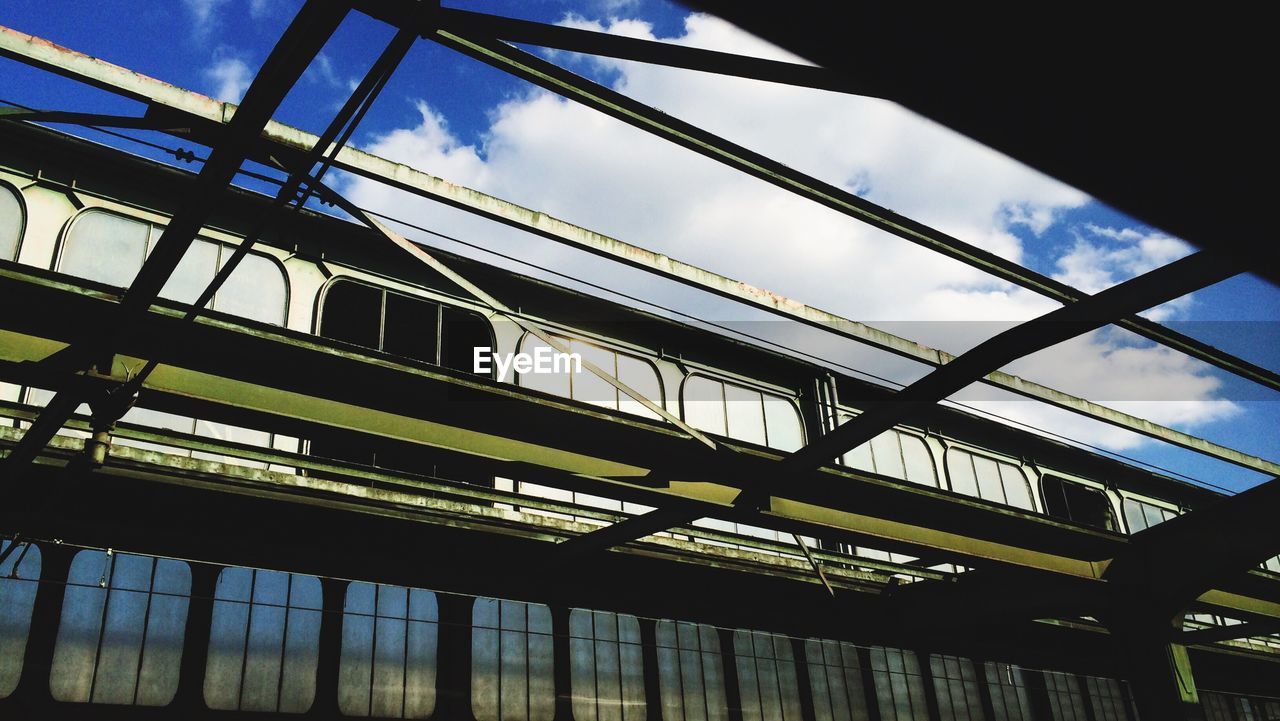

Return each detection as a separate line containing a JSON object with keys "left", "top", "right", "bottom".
{"left": 1, "top": 3, "right": 1277, "bottom": 719}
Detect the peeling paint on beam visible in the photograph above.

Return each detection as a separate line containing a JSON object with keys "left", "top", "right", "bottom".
{"left": 1, "top": 25, "right": 1277, "bottom": 477}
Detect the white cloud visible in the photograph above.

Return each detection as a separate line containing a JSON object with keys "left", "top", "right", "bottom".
{"left": 205, "top": 54, "right": 253, "bottom": 103}
{"left": 1053, "top": 224, "right": 1196, "bottom": 321}
{"left": 343, "top": 12, "right": 1231, "bottom": 450}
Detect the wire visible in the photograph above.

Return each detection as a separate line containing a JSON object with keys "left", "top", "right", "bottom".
{"left": 0, "top": 109, "right": 1244, "bottom": 494}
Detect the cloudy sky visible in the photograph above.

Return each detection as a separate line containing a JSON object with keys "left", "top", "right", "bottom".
{"left": 1, "top": 0, "right": 1277, "bottom": 491}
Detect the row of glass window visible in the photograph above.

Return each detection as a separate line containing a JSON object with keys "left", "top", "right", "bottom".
{"left": 1, "top": 544, "right": 1144, "bottom": 720}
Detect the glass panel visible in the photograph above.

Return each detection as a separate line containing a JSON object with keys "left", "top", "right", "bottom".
{"left": 929, "top": 655, "right": 985, "bottom": 721}
{"left": 204, "top": 568, "right": 321, "bottom": 713}
{"left": 570, "top": 609, "right": 646, "bottom": 721}
{"left": 803, "top": 639, "right": 870, "bottom": 721}
{"left": 321, "top": 280, "right": 383, "bottom": 350}
{"left": 655, "top": 620, "right": 728, "bottom": 721}
{"left": 339, "top": 582, "right": 438, "bottom": 718}
{"left": 617, "top": 354, "right": 662, "bottom": 420}
{"left": 899, "top": 435, "right": 937, "bottom": 487}
{"left": 683, "top": 377, "right": 727, "bottom": 436}
{"left": 973, "top": 456, "right": 1006, "bottom": 504}
{"left": 984, "top": 663, "right": 1032, "bottom": 721}
{"left": 442, "top": 305, "right": 493, "bottom": 375}
{"left": 60, "top": 210, "right": 149, "bottom": 287}
{"left": 572, "top": 340, "right": 619, "bottom": 410}
{"left": 998, "top": 464, "right": 1033, "bottom": 510}
{"left": 734, "top": 630, "right": 803, "bottom": 721}
{"left": 0, "top": 541, "right": 41, "bottom": 698}
{"left": 50, "top": 551, "right": 190, "bottom": 706}
{"left": 870, "top": 432, "right": 906, "bottom": 481}
{"left": 762, "top": 397, "right": 803, "bottom": 452}
{"left": 868, "top": 647, "right": 928, "bottom": 721}
{"left": 1043, "top": 671, "right": 1089, "bottom": 721}
{"left": 1123, "top": 499, "right": 1148, "bottom": 533}
{"left": 1084, "top": 676, "right": 1131, "bottom": 721}
{"left": 472, "top": 598, "right": 555, "bottom": 721}
{"left": 160, "top": 238, "right": 218, "bottom": 305}
{"left": 946, "top": 451, "right": 979, "bottom": 497}
{"left": 0, "top": 184, "right": 21, "bottom": 260}
{"left": 520, "top": 335, "right": 572, "bottom": 396}
{"left": 725, "top": 384, "right": 766, "bottom": 446}
{"left": 383, "top": 293, "right": 440, "bottom": 365}
{"left": 1142, "top": 503, "right": 1167, "bottom": 531}
{"left": 215, "top": 251, "right": 287, "bottom": 324}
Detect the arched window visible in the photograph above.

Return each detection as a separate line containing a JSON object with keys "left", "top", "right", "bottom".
{"left": 0, "top": 540, "right": 41, "bottom": 698}
{"left": 734, "top": 630, "right": 803, "bottom": 721}
{"left": 0, "top": 182, "right": 24, "bottom": 261}
{"left": 339, "top": 582, "right": 438, "bottom": 718}
{"left": 204, "top": 568, "right": 322, "bottom": 713}
{"left": 804, "top": 639, "right": 870, "bottom": 721}
{"left": 928, "top": 655, "right": 985, "bottom": 721}
{"left": 569, "top": 609, "right": 646, "bottom": 721}
{"left": 945, "top": 448, "right": 1034, "bottom": 510}
{"left": 519, "top": 334, "right": 663, "bottom": 420}
{"left": 682, "top": 376, "right": 803, "bottom": 452}
{"left": 59, "top": 208, "right": 287, "bottom": 324}
{"left": 50, "top": 550, "right": 190, "bottom": 706}
{"left": 472, "top": 598, "right": 555, "bottom": 721}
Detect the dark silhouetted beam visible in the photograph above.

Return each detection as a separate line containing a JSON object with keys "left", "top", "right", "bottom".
{"left": 0, "top": 0, "right": 349, "bottom": 476}
{"left": 430, "top": 7, "right": 877, "bottom": 96}
{"left": 1180, "top": 621, "right": 1280, "bottom": 646}
{"left": 410, "top": 24, "right": 1280, "bottom": 397}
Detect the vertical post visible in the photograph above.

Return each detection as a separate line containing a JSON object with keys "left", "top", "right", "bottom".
{"left": 14, "top": 542, "right": 72, "bottom": 707}
{"left": 313, "top": 576, "right": 347, "bottom": 716}
{"left": 1108, "top": 613, "right": 1205, "bottom": 721}
{"left": 176, "top": 561, "right": 219, "bottom": 714}
{"left": 436, "top": 592, "right": 474, "bottom": 719}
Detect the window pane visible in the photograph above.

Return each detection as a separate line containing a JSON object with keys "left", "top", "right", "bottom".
{"left": 946, "top": 451, "right": 979, "bottom": 497}
{"left": 869, "top": 647, "right": 928, "bottom": 721}
{"left": 929, "top": 655, "right": 985, "bottom": 721}
{"left": 572, "top": 340, "right": 620, "bottom": 410}
{"left": 899, "top": 435, "right": 937, "bottom": 487}
{"left": 804, "top": 639, "right": 870, "bottom": 721}
{"left": 321, "top": 281, "right": 383, "bottom": 350}
{"left": 1142, "top": 503, "right": 1167, "bottom": 530}
{"left": 383, "top": 293, "right": 440, "bottom": 365}
{"left": 725, "top": 384, "right": 766, "bottom": 446}
{"left": 442, "top": 305, "right": 493, "bottom": 375}
{"left": 215, "top": 251, "right": 287, "bottom": 324}
{"left": 973, "top": 456, "right": 1006, "bottom": 504}
{"left": 998, "top": 464, "right": 1033, "bottom": 510}
{"left": 61, "top": 210, "right": 149, "bottom": 287}
{"left": 472, "top": 598, "right": 555, "bottom": 721}
{"left": 1084, "top": 676, "right": 1131, "bottom": 721}
{"left": 617, "top": 355, "right": 663, "bottom": 420}
{"left": 734, "top": 630, "right": 803, "bottom": 721}
{"left": 520, "top": 335, "right": 571, "bottom": 396}
{"left": 204, "top": 568, "right": 321, "bottom": 713}
{"left": 984, "top": 663, "right": 1032, "bottom": 721}
{"left": 160, "top": 238, "right": 218, "bottom": 305}
{"left": 339, "top": 582, "right": 438, "bottom": 718}
{"left": 50, "top": 550, "right": 190, "bottom": 706}
{"left": 1043, "top": 672, "right": 1089, "bottom": 721}
{"left": 1122, "top": 499, "right": 1147, "bottom": 533}
{"left": 763, "top": 397, "right": 804, "bottom": 452}
{"left": 655, "top": 620, "right": 727, "bottom": 721}
{"left": 683, "top": 377, "right": 727, "bottom": 436}
{"left": 0, "top": 540, "right": 41, "bottom": 698}
{"left": 570, "top": 609, "right": 646, "bottom": 721}
{"left": 1, "top": 184, "right": 24, "bottom": 260}
{"left": 870, "top": 432, "right": 906, "bottom": 481}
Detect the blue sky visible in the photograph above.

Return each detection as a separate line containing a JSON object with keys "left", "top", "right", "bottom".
{"left": 1, "top": 0, "right": 1277, "bottom": 492}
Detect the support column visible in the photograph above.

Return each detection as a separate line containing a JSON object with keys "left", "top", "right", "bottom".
{"left": 1107, "top": 614, "right": 1204, "bottom": 721}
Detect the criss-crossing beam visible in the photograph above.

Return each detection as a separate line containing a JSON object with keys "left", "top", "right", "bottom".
{"left": 0, "top": 0, "right": 350, "bottom": 476}
{"left": 561, "top": 250, "right": 1243, "bottom": 555}
{"left": 1, "top": 25, "right": 1275, "bottom": 480}
{"left": 403, "top": 18, "right": 1280, "bottom": 396}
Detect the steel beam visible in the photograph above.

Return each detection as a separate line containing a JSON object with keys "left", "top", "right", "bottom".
{"left": 0, "top": 25, "right": 1274, "bottom": 478}
{"left": 415, "top": 23, "right": 1280, "bottom": 397}
{"left": 0, "top": 2, "right": 349, "bottom": 476}
{"left": 426, "top": 7, "right": 877, "bottom": 96}
{"left": 1180, "top": 621, "right": 1280, "bottom": 646}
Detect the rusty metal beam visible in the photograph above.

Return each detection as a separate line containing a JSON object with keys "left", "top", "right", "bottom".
{"left": 0, "top": 1, "right": 349, "bottom": 476}
{"left": 0, "top": 25, "right": 1274, "bottom": 480}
